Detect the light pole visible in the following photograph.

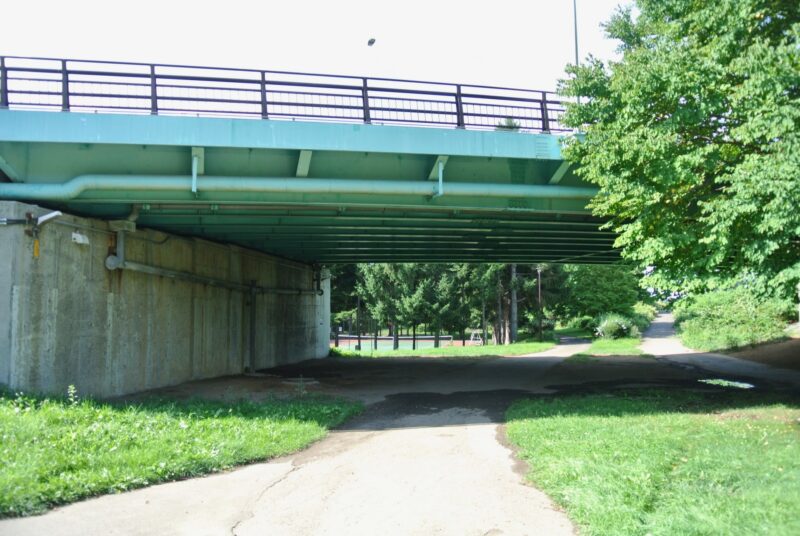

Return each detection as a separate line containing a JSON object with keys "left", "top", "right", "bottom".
{"left": 573, "top": 0, "right": 580, "bottom": 67}
{"left": 573, "top": 0, "right": 581, "bottom": 106}
{"left": 537, "top": 266, "right": 543, "bottom": 342}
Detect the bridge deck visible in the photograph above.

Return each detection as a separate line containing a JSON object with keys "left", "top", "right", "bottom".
{"left": 0, "top": 56, "right": 616, "bottom": 264}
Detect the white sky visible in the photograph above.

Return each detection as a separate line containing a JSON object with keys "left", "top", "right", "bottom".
{"left": 3, "top": 0, "right": 624, "bottom": 90}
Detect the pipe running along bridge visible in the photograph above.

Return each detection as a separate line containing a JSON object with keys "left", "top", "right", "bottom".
{"left": 0, "top": 56, "right": 616, "bottom": 265}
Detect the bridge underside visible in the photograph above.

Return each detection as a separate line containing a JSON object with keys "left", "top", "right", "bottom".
{"left": 0, "top": 110, "right": 617, "bottom": 264}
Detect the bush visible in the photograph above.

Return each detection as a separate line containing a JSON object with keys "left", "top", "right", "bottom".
{"left": 595, "top": 313, "right": 635, "bottom": 339}
{"left": 674, "top": 287, "right": 790, "bottom": 351}
{"left": 630, "top": 301, "right": 658, "bottom": 332}
{"left": 567, "top": 315, "right": 596, "bottom": 332}
{"left": 561, "top": 265, "right": 641, "bottom": 318}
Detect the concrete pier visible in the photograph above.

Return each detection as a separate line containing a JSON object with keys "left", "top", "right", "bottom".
{"left": 0, "top": 201, "right": 330, "bottom": 398}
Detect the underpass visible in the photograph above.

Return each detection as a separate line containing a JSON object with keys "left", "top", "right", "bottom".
{"left": 0, "top": 55, "right": 614, "bottom": 397}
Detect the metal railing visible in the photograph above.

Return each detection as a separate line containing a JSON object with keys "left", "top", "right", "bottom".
{"left": 0, "top": 55, "right": 568, "bottom": 133}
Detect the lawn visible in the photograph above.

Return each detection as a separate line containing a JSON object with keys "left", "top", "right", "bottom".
{"left": 553, "top": 326, "right": 594, "bottom": 339}
{"left": 330, "top": 339, "right": 555, "bottom": 358}
{"left": 506, "top": 389, "right": 800, "bottom": 536}
{"left": 584, "top": 337, "right": 643, "bottom": 356}
{"left": 566, "top": 337, "right": 646, "bottom": 363}
{"left": 0, "top": 389, "right": 362, "bottom": 517}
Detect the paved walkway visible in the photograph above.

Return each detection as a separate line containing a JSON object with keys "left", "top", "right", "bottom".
{"left": 642, "top": 313, "right": 800, "bottom": 388}
{"left": 3, "top": 359, "right": 580, "bottom": 536}
{"left": 521, "top": 336, "right": 591, "bottom": 358}
{"left": 5, "top": 315, "right": 797, "bottom": 535}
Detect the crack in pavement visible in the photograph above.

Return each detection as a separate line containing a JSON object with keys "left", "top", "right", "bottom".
{"left": 229, "top": 465, "right": 299, "bottom": 536}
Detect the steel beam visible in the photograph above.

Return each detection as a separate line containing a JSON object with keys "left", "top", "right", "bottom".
{"left": 296, "top": 150, "right": 312, "bottom": 178}
{"left": 427, "top": 155, "right": 449, "bottom": 180}
{"left": 549, "top": 160, "right": 570, "bottom": 184}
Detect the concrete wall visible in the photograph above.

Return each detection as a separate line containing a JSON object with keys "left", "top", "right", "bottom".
{"left": 0, "top": 201, "right": 330, "bottom": 398}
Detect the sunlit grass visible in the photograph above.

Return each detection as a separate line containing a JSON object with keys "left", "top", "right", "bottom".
{"left": 507, "top": 390, "right": 800, "bottom": 536}
{"left": 0, "top": 389, "right": 361, "bottom": 517}
{"left": 330, "top": 340, "right": 555, "bottom": 358}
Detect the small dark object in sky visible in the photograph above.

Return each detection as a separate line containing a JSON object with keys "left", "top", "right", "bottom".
{"left": 367, "top": 38, "right": 376, "bottom": 47}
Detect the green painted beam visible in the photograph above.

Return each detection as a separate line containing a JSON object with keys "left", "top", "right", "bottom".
{"left": 296, "top": 150, "right": 313, "bottom": 178}
{"left": 136, "top": 213, "right": 607, "bottom": 228}
{"left": 0, "top": 110, "right": 619, "bottom": 263}
{"left": 0, "top": 110, "right": 566, "bottom": 160}
{"left": 145, "top": 223, "right": 613, "bottom": 236}
{"left": 548, "top": 160, "right": 571, "bottom": 184}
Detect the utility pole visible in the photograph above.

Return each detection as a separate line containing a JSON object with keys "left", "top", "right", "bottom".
{"left": 510, "top": 264, "right": 518, "bottom": 343}
{"left": 537, "top": 266, "right": 543, "bottom": 342}
{"left": 573, "top": 0, "right": 581, "bottom": 105}
{"left": 573, "top": 0, "right": 580, "bottom": 67}
{"left": 356, "top": 295, "right": 362, "bottom": 351}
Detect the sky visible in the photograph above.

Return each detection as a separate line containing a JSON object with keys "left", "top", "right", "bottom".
{"left": 3, "top": 0, "right": 625, "bottom": 91}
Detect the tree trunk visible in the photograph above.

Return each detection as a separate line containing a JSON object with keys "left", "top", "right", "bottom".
{"left": 434, "top": 330, "right": 440, "bottom": 348}
{"left": 503, "top": 295, "right": 511, "bottom": 345}
{"left": 496, "top": 276, "right": 504, "bottom": 345}
{"left": 412, "top": 324, "right": 417, "bottom": 350}
{"left": 510, "top": 264, "right": 518, "bottom": 344}
{"left": 392, "top": 321, "right": 399, "bottom": 350}
{"left": 482, "top": 299, "right": 488, "bottom": 345}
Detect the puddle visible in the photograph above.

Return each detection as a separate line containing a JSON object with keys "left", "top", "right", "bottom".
{"left": 699, "top": 378, "right": 755, "bottom": 389}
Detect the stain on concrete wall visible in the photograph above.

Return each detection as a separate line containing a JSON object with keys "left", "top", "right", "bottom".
{"left": 0, "top": 201, "right": 330, "bottom": 398}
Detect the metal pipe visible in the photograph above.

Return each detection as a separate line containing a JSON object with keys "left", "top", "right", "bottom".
{"left": 0, "top": 175, "right": 598, "bottom": 201}
{"left": 434, "top": 160, "right": 444, "bottom": 198}
{"left": 248, "top": 281, "right": 257, "bottom": 373}
{"left": 105, "top": 230, "right": 320, "bottom": 295}
{"left": 191, "top": 156, "right": 199, "bottom": 196}
{"left": 109, "top": 259, "right": 321, "bottom": 295}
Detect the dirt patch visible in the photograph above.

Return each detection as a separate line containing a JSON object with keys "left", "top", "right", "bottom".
{"left": 728, "top": 339, "right": 800, "bottom": 372}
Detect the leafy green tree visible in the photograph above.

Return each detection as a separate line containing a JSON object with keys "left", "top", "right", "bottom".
{"left": 560, "top": 264, "right": 641, "bottom": 319}
{"left": 394, "top": 264, "right": 431, "bottom": 349}
{"left": 560, "top": 0, "right": 800, "bottom": 299}
{"left": 357, "top": 263, "right": 404, "bottom": 349}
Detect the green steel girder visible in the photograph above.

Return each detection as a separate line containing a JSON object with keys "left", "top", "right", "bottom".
{"left": 0, "top": 109, "right": 614, "bottom": 264}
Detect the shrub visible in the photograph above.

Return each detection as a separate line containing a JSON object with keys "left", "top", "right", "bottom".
{"left": 674, "top": 287, "right": 790, "bottom": 351}
{"left": 630, "top": 301, "right": 658, "bottom": 331}
{"left": 567, "top": 315, "right": 596, "bottom": 332}
{"left": 595, "top": 313, "right": 635, "bottom": 339}
{"left": 561, "top": 265, "right": 641, "bottom": 318}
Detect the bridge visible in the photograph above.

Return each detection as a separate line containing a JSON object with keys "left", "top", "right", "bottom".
{"left": 0, "top": 56, "right": 615, "bottom": 264}
{"left": 0, "top": 56, "right": 616, "bottom": 398}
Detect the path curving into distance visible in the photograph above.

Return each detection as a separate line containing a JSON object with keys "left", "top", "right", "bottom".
{"left": 10, "top": 316, "right": 799, "bottom": 536}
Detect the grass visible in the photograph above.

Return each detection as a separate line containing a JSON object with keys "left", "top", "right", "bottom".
{"left": 506, "top": 389, "right": 800, "bottom": 536}
{"left": 673, "top": 288, "right": 789, "bottom": 352}
{"left": 554, "top": 326, "right": 594, "bottom": 339}
{"left": 0, "top": 388, "right": 362, "bottom": 517}
{"left": 566, "top": 337, "right": 646, "bottom": 363}
{"left": 330, "top": 339, "right": 555, "bottom": 358}
{"left": 584, "top": 337, "right": 643, "bottom": 355}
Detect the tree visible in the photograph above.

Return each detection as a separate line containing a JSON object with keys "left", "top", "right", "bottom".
{"left": 357, "top": 264, "right": 404, "bottom": 349}
{"left": 394, "top": 264, "right": 431, "bottom": 350}
{"left": 560, "top": 264, "right": 641, "bottom": 319}
{"left": 560, "top": 0, "right": 800, "bottom": 299}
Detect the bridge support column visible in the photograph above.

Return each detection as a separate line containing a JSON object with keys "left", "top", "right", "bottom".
{"left": 0, "top": 201, "right": 330, "bottom": 398}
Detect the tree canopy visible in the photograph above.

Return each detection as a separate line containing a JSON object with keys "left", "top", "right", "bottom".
{"left": 560, "top": 0, "right": 800, "bottom": 298}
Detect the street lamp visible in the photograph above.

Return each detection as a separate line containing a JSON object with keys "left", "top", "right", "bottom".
{"left": 573, "top": 0, "right": 580, "bottom": 67}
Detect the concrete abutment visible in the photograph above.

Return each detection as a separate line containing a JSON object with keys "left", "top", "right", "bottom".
{"left": 0, "top": 201, "right": 330, "bottom": 398}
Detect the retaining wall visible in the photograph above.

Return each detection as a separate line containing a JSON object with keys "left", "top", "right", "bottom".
{"left": 0, "top": 201, "right": 330, "bottom": 398}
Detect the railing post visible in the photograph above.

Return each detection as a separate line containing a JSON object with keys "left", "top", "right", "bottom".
{"left": 361, "top": 78, "right": 371, "bottom": 124}
{"left": 260, "top": 71, "right": 269, "bottom": 119}
{"left": 149, "top": 65, "right": 158, "bottom": 114}
{"left": 0, "top": 57, "right": 8, "bottom": 108}
{"left": 540, "top": 91, "right": 550, "bottom": 133}
{"left": 455, "top": 85, "right": 465, "bottom": 128}
{"left": 61, "top": 60, "right": 70, "bottom": 112}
